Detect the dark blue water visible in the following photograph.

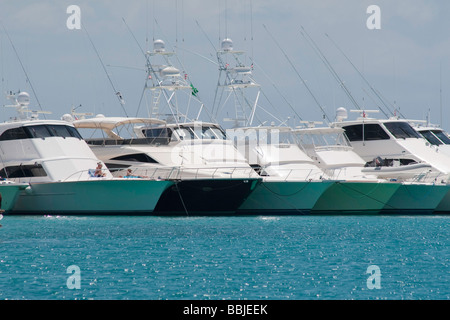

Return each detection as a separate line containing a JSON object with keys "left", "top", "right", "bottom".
{"left": 0, "top": 215, "right": 448, "bottom": 300}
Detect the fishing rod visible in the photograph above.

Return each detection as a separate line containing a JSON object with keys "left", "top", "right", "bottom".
{"left": 325, "top": 32, "right": 403, "bottom": 119}
{"left": 1, "top": 23, "right": 45, "bottom": 117}
{"left": 299, "top": 26, "right": 362, "bottom": 113}
{"left": 82, "top": 23, "right": 128, "bottom": 117}
{"left": 263, "top": 24, "right": 331, "bottom": 123}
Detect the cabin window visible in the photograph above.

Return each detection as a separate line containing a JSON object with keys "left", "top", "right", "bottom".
{"left": 384, "top": 122, "right": 421, "bottom": 139}
{"left": 111, "top": 153, "right": 159, "bottom": 163}
{"left": 0, "top": 124, "right": 83, "bottom": 141}
{"left": 174, "top": 127, "right": 196, "bottom": 140}
{"left": 343, "top": 124, "right": 390, "bottom": 142}
{"left": 46, "top": 125, "right": 83, "bottom": 139}
{"left": 0, "top": 164, "right": 47, "bottom": 178}
{"left": 27, "top": 125, "right": 53, "bottom": 138}
{"left": 142, "top": 128, "right": 172, "bottom": 139}
{"left": 419, "top": 130, "right": 442, "bottom": 146}
{"left": 433, "top": 130, "right": 450, "bottom": 145}
{"left": 202, "top": 127, "right": 226, "bottom": 140}
{"left": 0, "top": 127, "right": 31, "bottom": 141}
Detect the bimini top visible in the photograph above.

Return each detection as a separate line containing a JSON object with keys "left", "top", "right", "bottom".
{"left": 293, "top": 126, "right": 345, "bottom": 135}
{"left": 73, "top": 116, "right": 166, "bottom": 130}
{"left": 73, "top": 116, "right": 167, "bottom": 140}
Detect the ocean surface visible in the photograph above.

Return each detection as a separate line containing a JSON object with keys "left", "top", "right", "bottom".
{"left": 0, "top": 215, "right": 449, "bottom": 300}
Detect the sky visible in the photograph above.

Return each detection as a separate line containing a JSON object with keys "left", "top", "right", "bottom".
{"left": 1, "top": 0, "right": 450, "bottom": 131}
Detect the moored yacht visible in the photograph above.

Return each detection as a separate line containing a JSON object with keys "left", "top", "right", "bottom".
{"left": 292, "top": 124, "right": 403, "bottom": 214}
{"left": 71, "top": 115, "right": 260, "bottom": 215}
{"left": 230, "top": 125, "right": 335, "bottom": 214}
{"left": 70, "top": 39, "right": 261, "bottom": 215}
{"left": 0, "top": 92, "right": 173, "bottom": 215}
{"left": 333, "top": 109, "right": 450, "bottom": 214}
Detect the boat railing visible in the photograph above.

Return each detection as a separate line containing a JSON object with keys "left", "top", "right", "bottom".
{"left": 60, "top": 165, "right": 261, "bottom": 182}
{"left": 410, "top": 170, "right": 450, "bottom": 184}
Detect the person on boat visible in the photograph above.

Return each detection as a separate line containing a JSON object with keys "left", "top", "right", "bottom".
{"left": 94, "top": 162, "right": 106, "bottom": 177}
{"left": 124, "top": 169, "right": 146, "bottom": 179}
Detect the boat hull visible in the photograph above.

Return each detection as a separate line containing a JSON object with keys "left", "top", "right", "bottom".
{"left": 382, "top": 183, "right": 450, "bottom": 214}
{"left": 153, "top": 178, "right": 260, "bottom": 215}
{"left": 8, "top": 179, "right": 173, "bottom": 215}
{"left": 311, "top": 181, "right": 400, "bottom": 214}
{"left": 237, "top": 180, "right": 335, "bottom": 215}
{"left": 428, "top": 186, "right": 450, "bottom": 213}
{"left": 0, "top": 183, "right": 28, "bottom": 213}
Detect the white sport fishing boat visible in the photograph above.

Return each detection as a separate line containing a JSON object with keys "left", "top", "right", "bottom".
{"left": 333, "top": 109, "right": 450, "bottom": 213}
{"left": 71, "top": 39, "right": 260, "bottom": 215}
{"left": 0, "top": 92, "right": 173, "bottom": 215}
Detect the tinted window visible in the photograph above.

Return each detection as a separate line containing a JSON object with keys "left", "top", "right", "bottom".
{"left": 27, "top": 125, "right": 52, "bottom": 138}
{"left": 0, "top": 127, "right": 31, "bottom": 141}
{"left": 0, "top": 124, "right": 82, "bottom": 141}
{"left": 111, "top": 153, "right": 158, "bottom": 163}
{"left": 433, "top": 130, "right": 450, "bottom": 145}
{"left": 384, "top": 122, "right": 421, "bottom": 139}
{"left": 419, "top": 130, "right": 442, "bottom": 146}
{"left": 47, "top": 125, "right": 73, "bottom": 138}
{"left": 0, "top": 164, "right": 47, "bottom": 178}
{"left": 143, "top": 128, "right": 171, "bottom": 138}
{"left": 343, "top": 124, "right": 390, "bottom": 142}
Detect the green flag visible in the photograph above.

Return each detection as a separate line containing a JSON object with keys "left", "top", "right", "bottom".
{"left": 190, "top": 83, "right": 198, "bottom": 97}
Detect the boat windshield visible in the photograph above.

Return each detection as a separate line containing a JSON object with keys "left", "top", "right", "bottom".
{"left": 419, "top": 130, "right": 443, "bottom": 146}
{"left": 343, "top": 123, "right": 390, "bottom": 141}
{"left": 384, "top": 122, "right": 421, "bottom": 139}
{"left": 0, "top": 124, "right": 82, "bottom": 141}
{"left": 172, "top": 125, "right": 226, "bottom": 141}
{"left": 433, "top": 130, "right": 450, "bottom": 145}
{"left": 297, "top": 131, "right": 351, "bottom": 148}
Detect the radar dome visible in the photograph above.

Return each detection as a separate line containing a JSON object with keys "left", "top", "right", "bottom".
{"left": 154, "top": 39, "right": 166, "bottom": 52}
{"left": 160, "top": 66, "right": 180, "bottom": 77}
{"left": 336, "top": 107, "right": 348, "bottom": 122}
{"left": 61, "top": 114, "right": 74, "bottom": 122}
{"left": 221, "top": 38, "right": 233, "bottom": 51}
{"left": 17, "top": 92, "right": 30, "bottom": 106}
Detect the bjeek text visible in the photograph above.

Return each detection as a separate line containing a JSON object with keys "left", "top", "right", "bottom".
{"left": 183, "top": 304, "right": 268, "bottom": 317}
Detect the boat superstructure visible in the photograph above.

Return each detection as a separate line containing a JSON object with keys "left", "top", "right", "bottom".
{"left": 0, "top": 91, "right": 173, "bottom": 215}
{"left": 412, "top": 122, "right": 450, "bottom": 158}
{"left": 293, "top": 125, "right": 376, "bottom": 181}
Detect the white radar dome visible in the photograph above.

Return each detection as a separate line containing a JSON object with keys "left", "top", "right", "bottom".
{"left": 160, "top": 66, "right": 180, "bottom": 77}
{"left": 17, "top": 92, "right": 30, "bottom": 106}
{"left": 61, "top": 114, "right": 74, "bottom": 122}
{"left": 221, "top": 38, "right": 233, "bottom": 51}
{"left": 154, "top": 39, "right": 166, "bottom": 52}
{"left": 336, "top": 107, "right": 348, "bottom": 122}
